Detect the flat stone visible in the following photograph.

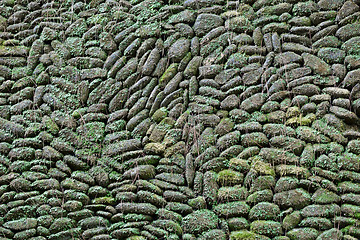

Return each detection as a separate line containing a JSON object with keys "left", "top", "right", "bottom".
{"left": 286, "top": 228, "right": 318, "bottom": 240}
{"left": 168, "top": 38, "right": 190, "bottom": 62}
{"left": 323, "top": 87, "right": 350, "bottom": 98}
{"left": 344, "top": 69, "right": 360, "bottom": 88}
{"left": 213, "top": 201, "right": 250, "bottom": 218}
{"left": 274, "top": 52, "right": 302, "bottom": 66}
{"left": 318, "top": 47, "right": 345, "bottom": 64}
{"left": 330, "top": 106, "right": 359, "bottom": 123}
{"left": 293, "top": 84, "right": 320, "bottom": 97}
{"left": 273, "top": 188, "right": 311, "bottom": 209}
{"left": 199, "top": 65, "right": 222, "bottom": 78}
{"left": 225, "top": 16, "right": 253, "bottom": 33}
{"left": 240, "top": 93, "right": 265, "bottom": 113}
{"left": 336, "top": 23, "right": 360, "bottom": 41}
{"left": 184, "top": 0, "right": 225, "bottom": 9}
{"left": 337, "top": 1, "right": 359, "bottom": 21}
{"left": 3, "top": 218, "right": 37, "bottom": 231}
{"left": 193, "top": 14, "right": 224, "bottom": 37}
{"left": 302, "top": 53, "right": 332, "bottom": 76}
{"left": 181, "top": 209, "right": 219, "bottom": 234}
{"left": 313, "top": 36, "right": 341, "bottom": 49}
{"left": 318, "top": 0, "right": 344, "bottom": 10}
{"left": 103, "top": 139, "right": 141, "bottom": 156}
{"left": 302, "top": 204, "right": 341, "bottom": 218}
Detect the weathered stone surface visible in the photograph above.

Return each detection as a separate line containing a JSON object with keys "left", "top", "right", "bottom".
{"left": 273, "top": 188, "right": 311, "bottom": 209}
{"left": 193, "top": 14, "right": 224, "bottom": 37}
{"left": 302, "top": 53, "right": 332, "bottom": 76}
{"left": 168, "top": 38, "right": 190, "bottom": 62}
{"left": 5, "top": 1, "right": 360, "bottom": 239}
{"left": 182, "top": 209, "right": 218, "bottom": 234}
{"left": 3, "top": 218, "right": 37, "bottom": 231}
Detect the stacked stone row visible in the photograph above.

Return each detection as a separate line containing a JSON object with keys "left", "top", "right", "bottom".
{"left": 1, "top": 0, "right": 360, "bottom": 239}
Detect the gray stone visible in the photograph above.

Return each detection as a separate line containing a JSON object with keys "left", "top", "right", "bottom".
{"left": 193, "top": 14, "right": 224, "bottom": 37}
{"left": 302, "top": 53, "right": 332, "bottom": 76}
{"left": 168, "top": 38, "right": 190, "bottom": 62}
{"left": 3, "top": 218, "right": 37, "bottom": 231}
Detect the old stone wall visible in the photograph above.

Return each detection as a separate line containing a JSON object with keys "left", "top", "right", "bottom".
{"left": 1, "top": 0, "right": 360, "bottom": 239}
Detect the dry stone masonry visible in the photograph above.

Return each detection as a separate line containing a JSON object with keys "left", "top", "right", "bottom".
{"left": 1, "top": 0, "right": 360, "bottom": 239}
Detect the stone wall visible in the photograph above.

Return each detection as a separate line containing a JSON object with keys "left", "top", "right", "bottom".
{"left": 1, "top": 0, "right": 360, "bottom": 239}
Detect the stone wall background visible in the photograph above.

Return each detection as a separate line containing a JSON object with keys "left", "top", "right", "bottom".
{"left": 1, "top": 0, "right": 360, "bottom": 239}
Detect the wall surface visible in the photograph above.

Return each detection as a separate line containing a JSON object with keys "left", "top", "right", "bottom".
{"left": 1, "top": 0, "right": 360, "bottom": 239}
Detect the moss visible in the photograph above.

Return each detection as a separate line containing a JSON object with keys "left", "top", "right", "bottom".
{"left": 249, "top": 202, "right": 280, "bottom": 221}
{"left": 282, "top": 211, "right": 302, "bottom": 231}
{"left": 217, "top": 169, "right": 243, "bottom": 186}
{"left": 152, "top": 107, "right": 168, "bottom": 123}
{"left": 126, "top": 236, "right": 146, "bottom": 240}
{"left": 198, "top": 229, "right": 226, "bottom": 240}
{"left": 214, "top": 201, "right": 250, "bottom": 218}
{"left": 286, "top": 227, "right": 318, "bottom": 240}
{"left": 92, "top": 196, "right": 115, "bottom": 205}
{"left": 188, "top": 196, "right": 206, "bottom": 210}
{"left": 218, "top": 186, "right": 248, "bottom": 202}
{"left": 250, "top": 220, "right": 282, "bottom": 238}
{"left": 181, "top": 209, "right": 219, "bottom": 235}
{"left": 251, "top": 159, "right": 275, "bottom": 176}
{"left": 230, "top": 230, "right": 269, "bottom": 240}
{"left": 229, "top": 158, "right": 251, "bottom": 172}
{"left": 87, "top": 14, "right": 109, "bottom": 26}
{"left": 247, "top": 189, "right": 273, "bottom": 205}
{"left": 72, "top": 108, "right": 88, "bottom": 119}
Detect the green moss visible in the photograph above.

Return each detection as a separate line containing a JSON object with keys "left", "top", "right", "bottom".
{"left": 218, "top": 186, "right": 248, "bottom": 202}
{"left": 217, "top": 169, "right": 243, "bottom": 186}
{"left": 181, "top": 209, "right": 219, "bottom": 235}
{"left": 251, "top": 159, "right": 275, "bottom": 176}
{"left": 159, "top": 63, "right": 178, "bottom": 88}
{"left": 152, "top": 107, "right": 168, "bottom": 123}
{"left": 92, "top": 197, "right": 115, "bottom": 205}
{"left": 230, "top": 230, "right": 269, "bottom": 240}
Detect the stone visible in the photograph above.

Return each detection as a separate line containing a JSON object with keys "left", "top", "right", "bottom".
{"left": 283, "top": 211, "right": 302, "bottom": 231}
{"left": 342, "top": 37, "right": 360, "bottom": 55}
{"left": 273, "top": 188, "right": 311, "bottom": 209}
{"left": 103, "top": 139, "right": 142, "bottom": 156}
{"left": 312, "top": 188, "right": 340, "bottom": 204}
{"left": 214, "top": 201, "right": 250, "bottom": 218}
{"left": 316, "top": 228, "right": 342, "bottom": 240}
{"left": 193, "top": 14, "right": 224, "bottom": 37}
{"left": 225, "top": 53, "right": 248, "bottom": 69}
{"left": 249, "top": 202, "right": 280, "bottom": 221}
{"left": 3, "top": 218, "right": 37, "bottom": 231}
{"left": 286, "top": 228, "right": 318, "bottom": 240}
{"left": 240, "top": 93, "right": 266, "bottom": 113}
{"left": 302, "top": 53, "right": 332, "bottom": 76}
{"left": 318, "top": 0, "right": 344, "bottom": 10}
{"left": 301, "top": 204, "right": 340, "bottom": 218}
{"left": 168, "top": 38, "right": 190, "bottom": 62}
{"left": 318, "top": 47, "right": 345, "bottom": 64}
{"left": 241, "top": 132, "right": 269, "bottom": 147}
{"left": 242, "top": 67, "right": 264, "bottom": 86}
{"left": 344, "top": 69, "right": 360, "bottom": 88}
{"left": 337, "top": 1, "right": 359, "bottom": 21}
{"left": 336, "top": 23, "right": 360, "bottom": 41}
{"left": 225, "top": 16, "right": 253, "bottom": 33}
{"left": 274, "top": 52, "right": 302, "bottom": 66}
{"left": 181, "top": 209, "right": 219, "bottom": 234}
{"left": 330, "top": 106, "right": 359, "bottom": 123}
{"left": 221, "top": 94, "right": 240, "bottom": 110}
{"left": 230, "top": 230, "right": 269, "bottom": 240}
{"left": 250, "top": 220, "right": 282, "bottom": 238}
